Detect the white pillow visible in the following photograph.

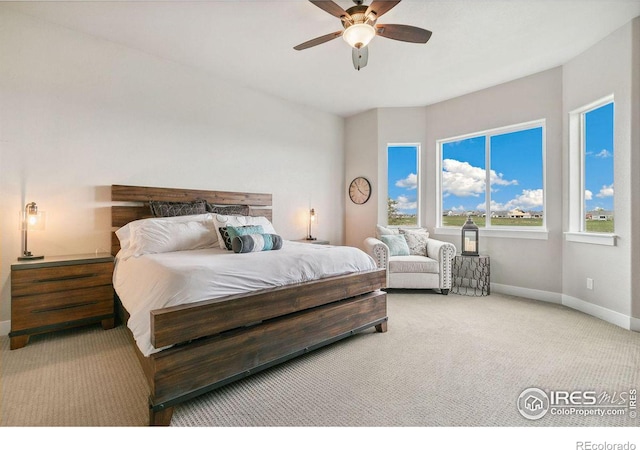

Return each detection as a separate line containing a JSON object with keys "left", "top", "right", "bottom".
{"left": 211, "top": 214, "right": 277, "bottom": 249}
{"left": 376, "top": 224, "right": 399, "bottom": 239}
{"left": 116, "top": 214, "right": 217, "bottom": 259}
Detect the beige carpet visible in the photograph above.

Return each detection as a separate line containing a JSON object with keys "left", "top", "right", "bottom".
{"left": 1, "top": 291, "right": 639, "bottom": 427}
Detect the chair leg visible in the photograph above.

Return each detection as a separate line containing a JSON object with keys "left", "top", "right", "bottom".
{"left": 441, "top": 289, "right": 450, "bottom": 295}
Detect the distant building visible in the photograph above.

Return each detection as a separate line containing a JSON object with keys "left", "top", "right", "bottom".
{"left": 586, "top": 210, "right": 613, "bottom": 221}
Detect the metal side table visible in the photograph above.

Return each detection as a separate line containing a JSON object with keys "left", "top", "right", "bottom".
{"left": 452, "top": 254, "right": 490, "bottom": 296}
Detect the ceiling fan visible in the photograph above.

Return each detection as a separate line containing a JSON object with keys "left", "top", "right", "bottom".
{"left": 294, "top": 0, "right": 432, "bottom": 71}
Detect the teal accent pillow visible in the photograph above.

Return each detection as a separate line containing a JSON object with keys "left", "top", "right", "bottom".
{"left": 224, "top": 225, "right": 264, "bottom": 250}
{"left": 380, "top": 234, "right": 410, "bottom": 256}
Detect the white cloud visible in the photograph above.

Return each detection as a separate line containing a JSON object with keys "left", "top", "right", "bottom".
{"left": 442, "top": 159, "right": 517, "bottom": 198}
{"left": 595, "top": 149, "right": 613, "bottom": 158}
{"left": 479, "top": 189, "right": 544, "bottom": 212}
{"left": 596, "top": 184, "right": 614, "bottom": 198}
{"left": 395, "top": 195, "right": 417, "bottom": 212}
{"left": 395, "top": 173, "right": 417, "bottom": 190}
{"left": 585, "top": 190, "right": 593, "bottom": 201}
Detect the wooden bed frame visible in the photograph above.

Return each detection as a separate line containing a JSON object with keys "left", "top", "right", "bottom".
{"left": 111, "top": 185, "right": 388, "bottom": 426}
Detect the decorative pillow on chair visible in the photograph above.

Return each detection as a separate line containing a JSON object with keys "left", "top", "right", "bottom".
{"left": 376, "top": 224, "right": 399, "bottom": 239}
{"left": 232, "top": 234, "right": 283, "bottom": 253}
{"left": 380, "top": 234, "right": 410, "bottom": 257}
{"left": 399, "top": 228, "right": 430, "bottom": 256}
{"left": 149, "top": 200, "right": 207, "bottom": 217}
{"left": 220, "top": 225, "right": 264, "bottom": 250}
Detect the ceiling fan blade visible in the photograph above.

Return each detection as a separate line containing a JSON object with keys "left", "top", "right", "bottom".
{"left": 365, "top": 1, "right": 401, "bottom": 19}
{"left": 376, "top": 24, "right": 432, "bottom": 43}
{"left": 352, "top": 46, "right": 368, "bottom": 71}
{"left": 309, "top": 0, "right": 350, "bottom": 19}
{"left": 294, "top": 30, "right": 343, "bottom": 50}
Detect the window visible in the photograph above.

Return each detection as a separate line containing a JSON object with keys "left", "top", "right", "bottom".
{"left": 566, "top": 96, "right": 615, "bottom": 246}
{"left": 439, "top": 121, "right": 545, "bottom": 229}
{"left": 387, "top": 144, "right": 419, "bottom": 226}
{"left": 583, "top": 102, "right": 614, "bottom": 233}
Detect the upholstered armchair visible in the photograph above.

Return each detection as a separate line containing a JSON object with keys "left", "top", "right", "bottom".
{"left": 363, "top": 226, "right": 456, "bottom": 295}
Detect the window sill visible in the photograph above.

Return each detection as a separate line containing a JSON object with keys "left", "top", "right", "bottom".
{"left": 564, "top": 232, "right": 617, "bottom": 246}
{"left": 435, "top": 227, "right": 548, "bottom": 240}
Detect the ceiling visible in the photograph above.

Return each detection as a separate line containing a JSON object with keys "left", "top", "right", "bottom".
{"left": 5, "top": 0, "right": 640, "bottom": 117}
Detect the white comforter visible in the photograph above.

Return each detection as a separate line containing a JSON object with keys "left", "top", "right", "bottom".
{"left": 113, "top": 241, "right": 377, "bottom": 356}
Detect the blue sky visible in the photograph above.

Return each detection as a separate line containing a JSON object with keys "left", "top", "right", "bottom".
{"left": 584, "top": 102, "right": 614, "bottom": 212}
{"left": 388, "top": 145, "right": 418, "bottom": 214}
{"left": 389, "top": 105, "right": 613, "bottom": 216}
{"left": 441, "top": 127, "right": 544, "bottom": 213}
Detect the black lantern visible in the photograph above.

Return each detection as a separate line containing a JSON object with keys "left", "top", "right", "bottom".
{"left": 461, "top": 216, "right": 479, "bottom": 256}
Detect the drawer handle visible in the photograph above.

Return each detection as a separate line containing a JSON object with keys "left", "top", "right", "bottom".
{"left": 32, "top": 301, "right": 100, "bottom": 314}
{"left": 36, "top": 273, "right": 97, "bottom": 283}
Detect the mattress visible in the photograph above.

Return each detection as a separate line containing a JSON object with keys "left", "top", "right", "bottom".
{"left": 113, "top": 241, "right": 377, "bottom": 356}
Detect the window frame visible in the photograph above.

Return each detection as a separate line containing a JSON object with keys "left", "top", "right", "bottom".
{"left": 435, "top": 119, "right": 548, "bottom": 240}
{"left": 386, "top": 143, "right": 421, "bottom": 228}
{"left": 565, "top": 95, "right": 616, "bottom": 246}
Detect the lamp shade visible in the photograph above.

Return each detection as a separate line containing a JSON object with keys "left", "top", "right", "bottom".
{"left": 342, "top": 23, "right": 376, "bottom": 48}
{"left": 461, "top": 216, "right": 479, "bottom": 256}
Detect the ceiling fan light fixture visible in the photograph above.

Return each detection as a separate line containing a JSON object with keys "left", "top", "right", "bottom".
{"left": 342, "top": 23, "right": 376, "bottom": 49}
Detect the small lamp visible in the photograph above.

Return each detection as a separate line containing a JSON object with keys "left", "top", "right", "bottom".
{"left": 306, "top": 208, "right": 317, "bottom": 241}
{"left": 461, "top": 216, "right": 479, "bottom": 256}
{"left": 19, "top": 202, "right": 45, "bottom": 261}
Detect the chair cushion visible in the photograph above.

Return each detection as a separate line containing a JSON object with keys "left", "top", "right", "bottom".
{"left": 389, "top": 255, "right": 440, "bottom": 274}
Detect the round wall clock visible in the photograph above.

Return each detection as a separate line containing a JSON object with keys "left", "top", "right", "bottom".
{"left": 348, "top": 176, "right": 371, "bottom": 205}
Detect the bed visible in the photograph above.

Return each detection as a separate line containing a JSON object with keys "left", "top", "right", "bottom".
{"left": 110, "top": 185, "right": 388, "bottom": 426}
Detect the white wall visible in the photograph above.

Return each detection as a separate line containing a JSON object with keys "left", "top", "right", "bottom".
{"left": 0, "top": 8, "right": 345, "bottom": 326}
{"left": 562, "top": 18, "right": 635, "bottom": 317}
{"left": 632, "top": 18, "right": 640, "bottom": 322}
{"left": 344, "top": 109, "right": 378, "bottom": 248}
{"left": 425, "top": 68, "right": 563, "bottom": 293}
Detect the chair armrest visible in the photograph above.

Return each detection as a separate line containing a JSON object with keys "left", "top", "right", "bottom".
{"left": 426, "top": 238, "right": 456, "bottom": 290}
{"left": 363, "top": 237, "right": 389, "bottom": 269}
{"left": 426, "top": 238, "right": 456, "bottom": 263}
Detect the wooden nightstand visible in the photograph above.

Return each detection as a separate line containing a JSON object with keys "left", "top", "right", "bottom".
{"left": 9, "top": 253, "right": 116, "bottom": 350}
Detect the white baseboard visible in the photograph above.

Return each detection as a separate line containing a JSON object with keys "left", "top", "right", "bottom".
{"left": 0, "top": 320, "right": 10, "bottom": 337}
{"left": 491, "top": 283, "right": 563, "bottom": 304}
{"left": 491, "top": 283, "right": 638, "bottom": 333}
{"left": 629, "top": 316, "right": 640, "bottom": 332}
{"left": 562, "top": 295, "right": 632, "bottom": 330}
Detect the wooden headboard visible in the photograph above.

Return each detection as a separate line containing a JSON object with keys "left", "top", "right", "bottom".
{"left": 111, "top": 184, "right": 273, "bottom": 256}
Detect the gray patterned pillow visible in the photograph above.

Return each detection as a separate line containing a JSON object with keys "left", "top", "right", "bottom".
{"left": 149, "top": 200, "right": 207, "bottom": 217}
{"left": 399, "top": 228, "right": 430, "bottom": 256}
{"left": 206, "top": 203, "right": 250, "bottom": 216}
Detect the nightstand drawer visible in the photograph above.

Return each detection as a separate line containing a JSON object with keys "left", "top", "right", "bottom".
{"left": 11, "top": 262, "right": 113, "bottom": 297}
{"left": 11, "top": 285, "right": 114, "bottom": 332}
